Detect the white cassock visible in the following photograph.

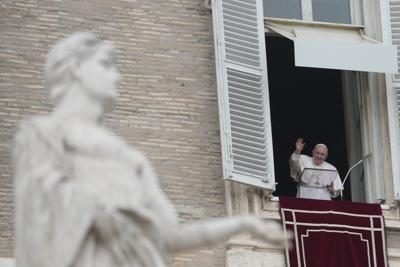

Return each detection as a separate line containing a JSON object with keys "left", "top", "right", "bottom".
{"left": 289, "top": 153, "right": 343, "bottom": 200}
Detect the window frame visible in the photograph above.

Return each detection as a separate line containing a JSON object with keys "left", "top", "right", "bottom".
{"left": 264, "top": 0, "right": 361, "bottom": 24}
{"left": 262, "top": 0, "right": 396, "bottom": 203}
{"left": 213, "top": 0, "right": 396, "bottom": 204}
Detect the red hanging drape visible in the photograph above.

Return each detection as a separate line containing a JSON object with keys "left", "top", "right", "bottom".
{"left": 280, "top": 197, "right": 387, "bottom": 267}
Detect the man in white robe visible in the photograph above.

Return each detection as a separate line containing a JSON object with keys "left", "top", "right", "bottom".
{"left": 289, "top": 138, "right": 343, "bottom": 200}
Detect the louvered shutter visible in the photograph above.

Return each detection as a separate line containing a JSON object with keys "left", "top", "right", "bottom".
{"left": 391, "top": 0, "right": 400, "bottom": 81}
{"left": 389, "top": 0, "right": 400, "bottom": 199}
{"left": 212, "top": 0, "right": 275, "bottom": 189}
{"left": 391, "top": 83, "right": 400, "bottom": 200}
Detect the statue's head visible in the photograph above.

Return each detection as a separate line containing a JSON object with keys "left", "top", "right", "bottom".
{"left": 45, "top": 32, "right": 120, "bottom": 107}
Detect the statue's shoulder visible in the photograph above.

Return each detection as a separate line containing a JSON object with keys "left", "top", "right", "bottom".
{"left": 12, "top": 115, "right": 65, "bottom": 172}
{"left": 14, "top": 115, "right": 56, "bottom": 143}
{"left": 17, "top": 115, "right": 51, "bottom": 130}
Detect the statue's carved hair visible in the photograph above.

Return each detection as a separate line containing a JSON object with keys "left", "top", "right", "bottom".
{"left": 45, "top": 32, "right": 103, "bottom": 104}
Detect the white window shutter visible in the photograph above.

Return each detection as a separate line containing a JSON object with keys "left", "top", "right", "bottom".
{"left": 391, "top": 0, "right": 400, "bottom": 81}
{"left": 212, "top": 0, "right": 275, "bottom": 189}
{"left": 388, "top": 0, "right": 400, "bottom": 199}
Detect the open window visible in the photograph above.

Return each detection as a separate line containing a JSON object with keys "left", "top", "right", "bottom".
{"left": 264, "top": 18, "right": 396, "bottom": 202}
{"left": 211, "top": 0, "right": 398, "bottom": 202}
{"left": 265, "top": 35, "right": 373, "bottom": 202}
{"left": 265, "top": 35, "right": 350, "bottom": 199}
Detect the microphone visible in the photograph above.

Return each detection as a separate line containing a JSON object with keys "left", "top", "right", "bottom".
{"left": 340, "top": 153, "right": 372, "bottom": 201}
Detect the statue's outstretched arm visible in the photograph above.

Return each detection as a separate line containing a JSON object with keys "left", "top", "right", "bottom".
{"left": 130, "top": 158, "right": 290, "bottom": 253}
{"left": 165, "top": 216, "right": 289, "bottom": 253}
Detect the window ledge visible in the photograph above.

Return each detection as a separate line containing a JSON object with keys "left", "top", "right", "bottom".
{"left": 264, "top": 196, "right": 400, "bottom": 222}
{"left": 264, "top": 17, "right": 364, "bottom": 30}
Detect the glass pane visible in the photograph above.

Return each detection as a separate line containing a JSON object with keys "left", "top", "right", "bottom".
{"left": 263, "top": 0, "right": 302, "bottom": 20}
{"left": 312, "top": 0, "right": 351, "bottom": 24}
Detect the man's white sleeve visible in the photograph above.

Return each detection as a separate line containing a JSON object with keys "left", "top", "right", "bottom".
{"left": 289, "top": 153, "right": 303, "bottom": 181}
{"left": 331, "top": 173, "right": 344, "bottom": 198}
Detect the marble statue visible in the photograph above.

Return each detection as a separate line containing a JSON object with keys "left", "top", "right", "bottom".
{"left": 12, "top": 32, "right": 289, "bottom": 267}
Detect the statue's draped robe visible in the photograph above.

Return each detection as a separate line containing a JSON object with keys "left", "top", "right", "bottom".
{"left": 13, "top": 117, "right": 176, "bottom": 267}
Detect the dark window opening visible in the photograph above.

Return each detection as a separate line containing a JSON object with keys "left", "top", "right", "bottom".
{"left": 265, "top": 35, "right": 351, "bottom": 200}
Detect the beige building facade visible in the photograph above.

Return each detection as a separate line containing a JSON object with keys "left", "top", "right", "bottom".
{"left": 0, "top": 1, "right": 225, "bottom": 266}
{"left": 1, "top": 0, "right": 400, "bottom": 266}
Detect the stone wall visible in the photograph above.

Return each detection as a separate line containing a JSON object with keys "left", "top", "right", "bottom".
{"left": 0, "top": 1, "right": 226, "bottom": 266}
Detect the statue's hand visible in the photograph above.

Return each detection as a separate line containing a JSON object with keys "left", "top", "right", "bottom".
{"left": 244, "top": 217, "right": 293, "bottom": 248}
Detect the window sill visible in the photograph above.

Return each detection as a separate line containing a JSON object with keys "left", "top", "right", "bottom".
{"left": 262, "top": 196, "right": 400, "bottom": 228}
{"left": 264, "top": 17, "right": 364, "bottom": 30}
